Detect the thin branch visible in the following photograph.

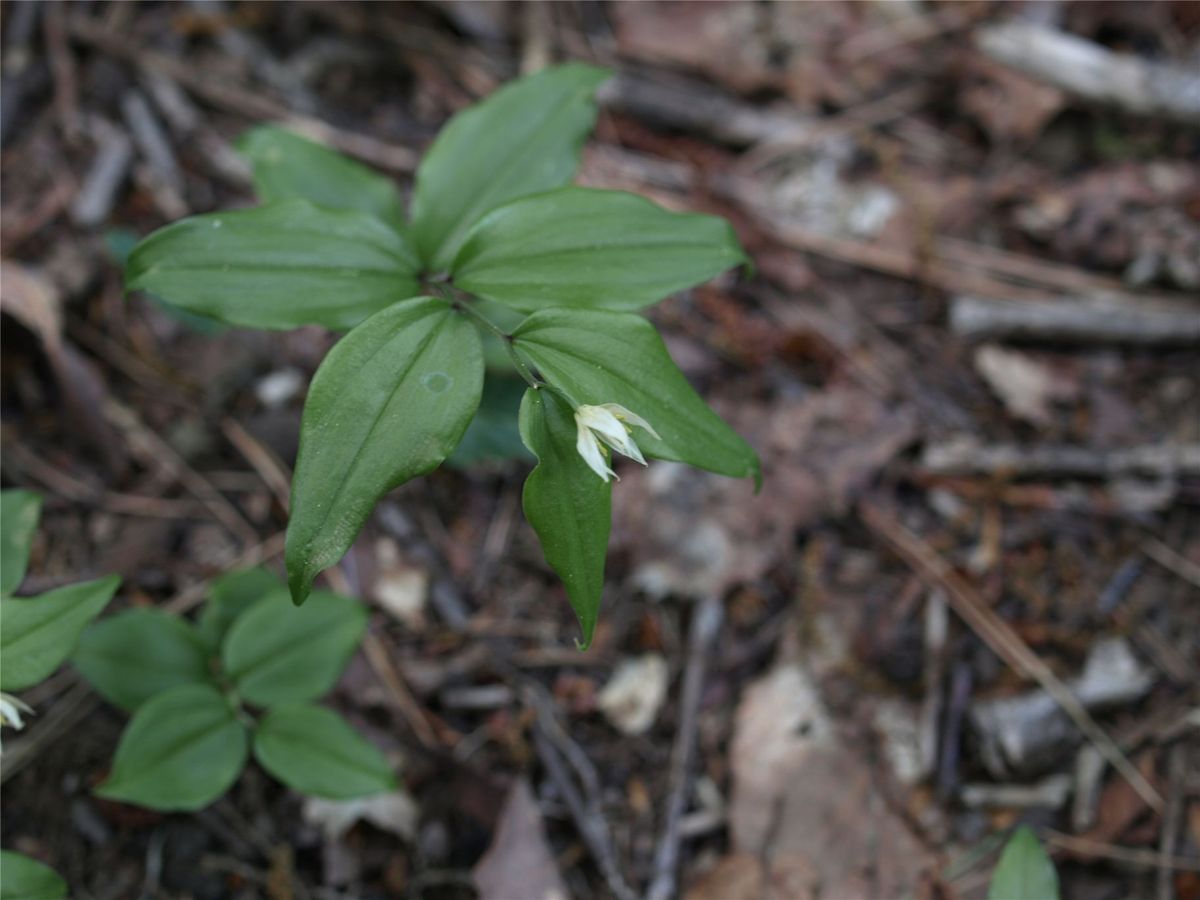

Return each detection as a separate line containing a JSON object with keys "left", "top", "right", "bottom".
{"left": 859, "top": 500, "right": 1164, "bottom": 813}
{"left": 647, "top": 595, "right": 723, "bottom": 900}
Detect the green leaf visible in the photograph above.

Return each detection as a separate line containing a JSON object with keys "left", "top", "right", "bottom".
{"left": 253, "top": 704, "right": 396, "bottom": 799}
{"left": 410, "top": 63, "right": 609, "bottom": 270}
{"left": 452, "top": 187, "right": 748, "bottom": 312}
{"left": 513, "top": 309, "right": 760, "bottom": 484}
{"left": 222, "top": 590, "right": 367, "bottom": 707}
{"left": 988, "top": 827, "right": 1060, "bottom": 900}
{"left": 73, "top": 609, "right": 212, "bottom": 712}
{"left": 0, "top": 575, "right": 120, "bottom": 691}
{"left": 518, "top": 389, "right": 611, "bottom": 649}
{"left": 126, "top": 199, "right": 422, "bottom": 331}
{"left": 447, "top": 375, "right": 532, "bottom": 468}
{"left": 0, "top": 851, "right": 67, "bottom": 900}
{"left": 285, "top": 297, "right": 483, "bottom": 602}
{"left": 95, "top": 684, "right": 248, "bottom": 812}
{"left": 1, "top": 490, "right": 42, "bottom": 596}
{"left": 236, "top": 126, "right": 406, "bottom": 232}
{"left": 198, "top": 567, "right": 287, "bottom": 652}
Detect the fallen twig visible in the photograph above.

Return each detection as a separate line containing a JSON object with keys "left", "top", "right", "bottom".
{"left": 647, "top": 594, "right": 723, "bottom": 900}
{"left": 68, "top": 115, "right": 132, "bottom": 227}
{"left": 1142, "top": 537, "right": 1200, "bottom": 591}
{"left": 950, "top": 295, "right": 1200, "bottom": 346}
{"left": 104, "top": 398, "right": 259, "bottom": 546}
{"left": 526, "top": 683, "right": 637, "bottom": 900}
{"left": 920, "top": 439, "right": 1200, "bottom": 481}
{"left": 1157, "top": 744, "right": 1188, "bottom": 900}
{"left": 977, "top": 21, "right": 1200, "bottom": 126}
{"left": 1044, "top": 830, "right": 1200, "bottom": 872}
{"left": 164, "top": 530, "right": 287, "bottom": 615}
{"left": 64, "top": 15, "right": 417, "bottom": 174}
{"left": 859, "top": 500, "right": 1164, "bottom": 812}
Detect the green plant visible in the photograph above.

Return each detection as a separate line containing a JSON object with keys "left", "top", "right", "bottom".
{"left": 1, "top": 489, "right": 121, "bottom": 900}
{"left": 125, "top": 63, "right": 759, "bottom": 648}
{"left": 988, "top": 826, "right": 1060, "bottom": 900}
{"left": 72, "top": 567, "right": 395, "bottom": 811}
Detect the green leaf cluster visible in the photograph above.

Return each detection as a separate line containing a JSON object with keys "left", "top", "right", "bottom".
{"left": 0, "top": 490, "right": 119, "bottom": 693}
{"left": 988, "top": 827, "right": 1060, "bottom": 900}
{"left": 73, "top": 568, "right": 394, "bottom": 811}
{"left": 0, "top": 850, "right": 67, "bottom": 900}
{"left": 125, "top": 64, "right": 761, "bottom": 648}
{"left": 1, "top": 490, "right": 119, "bottom": 900}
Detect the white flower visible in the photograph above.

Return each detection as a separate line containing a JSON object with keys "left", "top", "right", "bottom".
{"left": 0, "top": 692, "right": 34, "bottom": 731}
{"left": 574, "top": 403, "right": 661, "bottom": 482}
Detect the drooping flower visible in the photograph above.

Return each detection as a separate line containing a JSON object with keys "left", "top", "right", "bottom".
{"left": 574, "top": 403, "right": 661, "bottom": 482}
{"left": 0, "top": 693, "right": 34, "bottom": 752}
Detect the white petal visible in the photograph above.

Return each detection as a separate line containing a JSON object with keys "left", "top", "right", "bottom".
{"left": 577, "top": 406, "right": 643, "bottom": 462}
{"left": 599, "top": 403, "right": 662, "bottom": 441}
{"left": 577, "top": 405, "right": 629, "bottom": 447}
{"left": 0, "top": 693, "right": 33, "bottom": 731}
{"left": 575, "top": 419, "right": 617, "bottom": 482}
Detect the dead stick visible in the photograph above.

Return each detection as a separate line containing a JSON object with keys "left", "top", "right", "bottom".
{"left": 164, "top": 530, "right": 286, "bottom": 615}
{"left": 647, "top": 595, "right": 723, "bottom": 900}
{"left": 361, "top": 630, "right": 442, "bottom": 751}
{"left": 322, "top": 564, "right": 444, "bottom": 752}
{"left": 858, "top": 500, "right": 1163, "bottom": 812}
{"left": 1157, "top": 745, "right": 1188, "bottom": 900}
{"left": 526, "top": 683, "right": 637, "bottom": 900}
{"left": 977, "top": 22, "right": 1200, "bottom": 125}
{"left": 104, "top": 398, "right": 259, "bottom": 547}
{"left": 1142, "top": 537, "right": 1200, "bottom": 591}
{"left": 951, "top": 295, "right": 1200, "bottom": 346}
{"left": 64, "top": 15, "right": 416, "bottom": 174}
{"left": 920, "top": 441, "right": 1200, "bottom": 480}
{"left": 1044, "top": 830, "right": 1200, "bottom": 872}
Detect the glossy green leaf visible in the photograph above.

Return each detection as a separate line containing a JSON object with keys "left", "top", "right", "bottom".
{"left": 0, "top": 851, "right": 67, "bottom": 900}
{"left": 253, "top": 704, "right": 396, "bottom": 799}
{"left": 518, "top": 389, "right": 611, "bottom": 649}
{"left": 988, "top": 827, "right": 1059, "bottom": 900}
{"left": 453, "top": 187, "right": 748, "bottom": 312}
{"left": 1, "top": 490, "right": 42, "bottom": 596}
{"left": 198, "top": 567, "right": 287, "bottom": 652}
{"left": 410, "top": 63, "right": 609, "bottom": 270}
{"left": 222, "top": 590, "right": 367, "bottom": 707}
{"left": 126, "top": 199, "right": 422, "bottom": 330}
{"left": 0, "top": 575, "right": 120, "bottom": 691}
{"left": 285, "top": 297, "right": 483, "bottom": 602}
{"left": 96, "top": 684, "right": 247, "bottom": 811}
{"left": 236, "top": 126, "right": 406, "bottom": 231}
{"left": 513, "top": 309, "right": 760, "bottom": 484}
{"left": 74, "top": 609, "right": 211, "bottom": 712}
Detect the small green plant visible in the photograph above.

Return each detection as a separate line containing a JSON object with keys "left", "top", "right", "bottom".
{"left": 126, "top": 64, "right": 760, "bottom": 647}
{"left": 1, "top": 489, "right": 121, "bottom": 900}
{"left": 73, "top": 567, "right": 395, "bottom": 811}
{"left": 988, "top": 826, "right": 1060, "bottom": 900}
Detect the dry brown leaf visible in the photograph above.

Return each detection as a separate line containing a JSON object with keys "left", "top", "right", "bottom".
{"left": 472, "top": 779, "right": 568, "bottom": 900}
{"left": 960, "top": 55, "right": 1065, "bottom": 143}
{"left": 685, "top": 852, "right": 818, "bottom": 900}
{"left": 728, "top": 663, "right": 927, "bottom": 897}
{"left": 0, "top": 260, "right": 64, "bottom": 354}
{"left": 973, "top": 345, "right": 1078, "bottom": 426}
{"left": 611, "top": 2, "right": 779, "bottom": 95}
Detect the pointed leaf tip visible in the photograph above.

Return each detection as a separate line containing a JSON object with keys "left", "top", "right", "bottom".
{"left": 519, "top": 390, "right": 610, "bottom": 648}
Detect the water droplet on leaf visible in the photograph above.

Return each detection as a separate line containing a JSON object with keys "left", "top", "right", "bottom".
{"left": 420, "top": 372, "right": 452, "bottom": 394}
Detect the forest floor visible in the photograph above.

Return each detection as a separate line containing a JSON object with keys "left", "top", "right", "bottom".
{"left": 2, "top": 2, "right": 1199, "bottom": 899}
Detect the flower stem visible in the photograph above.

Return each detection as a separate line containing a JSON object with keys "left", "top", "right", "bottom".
{"left": 432, "top": 285, "right": 543, "bottom": 391}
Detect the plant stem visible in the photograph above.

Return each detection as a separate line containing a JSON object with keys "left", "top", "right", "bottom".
{"left": 434, "top": 286, "right": 544, "bottom": 391}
